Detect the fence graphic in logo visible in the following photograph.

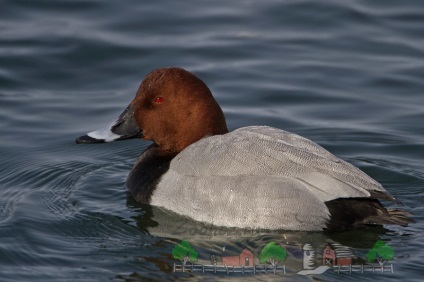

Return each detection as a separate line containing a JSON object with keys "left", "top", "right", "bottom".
{"left": 366, "top": 240, "right": 394, "bottom": 271}
{"left": 172, "top": 239, "right": 395, "bottom": 275}
{"left": 171, "top": 240, "right": 199, "bottom": 272}
{"left": 299, "top": 241, "right": 394, "bottom": 275}
{"left": 173, "top": 240, "right": 287, "bottom": 274}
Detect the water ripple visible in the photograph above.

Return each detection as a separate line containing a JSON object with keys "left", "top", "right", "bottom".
{"left": 1, "top": 0, "right": 423, "bottom": 280}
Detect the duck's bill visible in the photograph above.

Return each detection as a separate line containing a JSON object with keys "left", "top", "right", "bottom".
{"left": 75, "top": 104, "right": 143, "bottom": 144}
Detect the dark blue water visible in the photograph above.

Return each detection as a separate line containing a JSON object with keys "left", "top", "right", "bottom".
{"left": 1, "top": 0, "right": 423, "bottom": 281}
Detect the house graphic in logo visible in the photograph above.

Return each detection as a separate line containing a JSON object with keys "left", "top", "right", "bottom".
{"left": 298, "top": 240, "right": 394, "bottom": 275}
{"left": 171, "top": 239, "right": 395, "bottom": 275}
{"left": 172, "top": 240, "right": 286, "bottom": 274}
{"left": 322, "top": 243, "right": 354, "bottom": 266}
{"left": 221, "top": 248, "right": 254, "bottom": 267}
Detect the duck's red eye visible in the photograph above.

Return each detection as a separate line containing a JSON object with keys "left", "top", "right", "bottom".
{"left": 154, "top": 97, "right": 165, "bottom": 103}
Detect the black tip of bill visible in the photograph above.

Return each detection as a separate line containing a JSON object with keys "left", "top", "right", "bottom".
{"left": 75, "top": 135, "right": 105, "bottom": 144}
{"left": 75, "top": 107, "right": 143, "bottom": 145}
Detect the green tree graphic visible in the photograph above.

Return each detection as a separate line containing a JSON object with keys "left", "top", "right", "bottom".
{"left": 366, "top": 240, "right": 394, "bottom": 266}
{"left": 259, "top": 241, "right": 287, "bottom": 267}
{"left": 172, "top": 240, "right": 199, "bottom": 266}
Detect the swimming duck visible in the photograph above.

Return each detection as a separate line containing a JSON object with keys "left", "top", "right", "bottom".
{"left": 76, "top": 67, "right": 413, "bottom": 231}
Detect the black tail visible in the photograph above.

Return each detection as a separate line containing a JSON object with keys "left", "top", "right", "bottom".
{"left": 324, "top": 198, "right": 415, "bottom": 231}
{"left": 384, "top": 209, "right": 415, "bottom": 225}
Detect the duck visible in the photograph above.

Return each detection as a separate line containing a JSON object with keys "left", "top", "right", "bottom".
{"left": 76, "top": 67, "right": 414, "bottom": 231}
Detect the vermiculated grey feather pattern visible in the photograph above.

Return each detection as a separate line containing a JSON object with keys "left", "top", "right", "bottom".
{"left": 151, "top": 126, "right": 396, "bottom": 231}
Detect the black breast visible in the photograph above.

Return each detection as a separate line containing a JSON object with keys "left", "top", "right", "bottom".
{"left": 126, "top": 145, "right": 174, "bottom": 204}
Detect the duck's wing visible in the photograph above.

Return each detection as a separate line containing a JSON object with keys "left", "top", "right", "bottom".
{"left": 169, "top": 126, "right": 395, "bottom": 203}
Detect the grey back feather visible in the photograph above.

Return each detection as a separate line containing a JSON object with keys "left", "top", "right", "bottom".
{"left": 151, "top": 126, "right": 393, "bottom": 230}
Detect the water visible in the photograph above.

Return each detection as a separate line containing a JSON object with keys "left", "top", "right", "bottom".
{"left": 1, "top": 0, "right": 423, "bottom": 281}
